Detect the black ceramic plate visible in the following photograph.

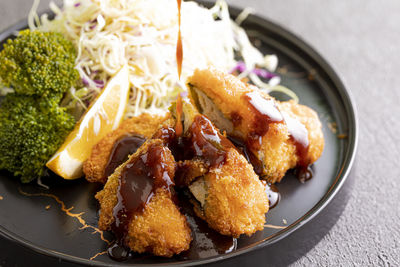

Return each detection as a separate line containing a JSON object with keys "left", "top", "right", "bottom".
{"left": 0, "top": 4, "right": 357, "bottom": 267}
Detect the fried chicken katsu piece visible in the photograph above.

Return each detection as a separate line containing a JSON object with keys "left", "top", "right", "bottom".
{"left": 95, "top": 139, "right": 191, "bottom": 257}
{"left": 173, "top": 99, "right": 269, "bottom": 237}
{"left": 188, "top": 68, "right": 324, "bottom": 183}
{"left": 83, "top": 113, "right": 168, "bottom": 183}
{"left": 188, "top": 148, "right": 269, "bottom": 237}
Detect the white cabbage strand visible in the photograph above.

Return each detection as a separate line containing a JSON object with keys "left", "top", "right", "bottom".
{"left": 30, "top": 0, "right": 290, "bottom": 117}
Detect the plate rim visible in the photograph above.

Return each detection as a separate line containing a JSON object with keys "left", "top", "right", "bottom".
{"left": 0, "top": 5, "right": 358, "bottom": 267}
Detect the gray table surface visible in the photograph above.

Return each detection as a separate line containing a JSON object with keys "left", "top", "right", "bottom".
{"left": 0, "top": 0, "right": 399, "bottom": 266}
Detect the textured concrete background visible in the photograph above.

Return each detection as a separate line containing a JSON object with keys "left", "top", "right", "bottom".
{"left": 0, "top": 0, "right": 399, "bottom": 266}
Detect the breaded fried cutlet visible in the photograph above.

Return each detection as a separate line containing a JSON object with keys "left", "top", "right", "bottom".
{"left": 84, "top": 113, "right": 168, "bottom": 183}
{"left": 95, "top": 139, "right": 191, "bottom": 257}
{"left": 172, "top": 99, "right": 269, "bottom": 237}
{"left": 188, "top": 68, "right": 324, "bottom": 183}
{"left": 189, "top": 147, "right": 269, "bottom": 237}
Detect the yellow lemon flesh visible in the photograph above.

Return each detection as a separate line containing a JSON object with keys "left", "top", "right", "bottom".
{"left": 46, "top": 65, "right": 130, "bottom": 179}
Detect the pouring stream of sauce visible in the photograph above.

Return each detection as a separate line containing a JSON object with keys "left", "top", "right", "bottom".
{"left": 176, "top": 0, "right": 183, "bottom": 78}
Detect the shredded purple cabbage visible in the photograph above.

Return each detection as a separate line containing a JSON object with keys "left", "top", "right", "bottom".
{"left": 82, "top": 78, "right": 104, "bottom": 88}
{"left": 230, "top": 61, "right": 246, "bottom": 73}
{"left": 252, "top": 68, "right": 277, "bottom": 79}
{"left": 82, "top": 78, "right": 89, "bottom": 86}
{"left": 74, "top": 2, "right": 81, "bottom": 7}
{"left": 94, "top": 80, "right": 105, "bottom": 88}
{"left": 230, "top": 61, "right": 278, "bottom": 80}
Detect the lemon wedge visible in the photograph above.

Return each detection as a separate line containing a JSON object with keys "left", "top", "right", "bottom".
{"left": 46, "top": 65, "right": 130, "bottom": 179}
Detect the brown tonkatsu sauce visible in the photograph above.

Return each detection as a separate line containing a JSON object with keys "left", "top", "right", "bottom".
{"left": 230, "top": 111, "right": 242, "bottom": 127}
{"left": 104, "top": 134, "right": 146, "bottom": 180}
{"left": 176, "top": 0, "right": 183, "bottom": 78}
{"left": 188, "top": 115, "right": 235, "bottom": 168}
{"left": 154, "top": 110, "right": 234, "bottom": 168}
{"left": 108, "top": 242, "right": 130, "bottom": 261}
{"left": 152, "top": 125, "right": 184, "bottom": 160}
{"left": 283, "top": 112, "right": 312, "bottom": 182}
{"left": 243, "top": 91, "right": 284, "bottom": 151}
{"left": 294, "top": 164, "right": 313, "bottom": 183}
{"left": 109, "top": 143, "right": 175, "bottom": 260}
{"left": 175, "top": 95, "right": 184, "bottom": 137}
{"left": 290, "top": 132, "right": 313, "bottom": 182}
{"left": 153, "top": 114, "right": 235, "bottom": 186}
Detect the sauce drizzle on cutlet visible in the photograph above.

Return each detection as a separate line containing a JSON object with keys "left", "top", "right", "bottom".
{"left": 242, "top": 91, "right": 312, "bottom": 181}
{"left": 188, "top": 115, "right": 235, "bottom": 168}
{"left": 154, "top": 114, "right": 235, "bottom": 168}
{"left": 109, "top": 143, "right": 175, "bottom": 261}
{"left": 162, "top": 114, "right": 234, "bottom": 186}
{"left": 230, "top": 111, "right": 242, "bottom": 127}
{"left": 153, "top": 114, "right": 235, "bottom": 186}
{"left": 282, "top": 112, "right": 312, "bottom": 182}
{"left": 104, "top": 134, "right": 146, "bottom": 181}
{"left": 243, "top": 91, "right": 284, "bottom": 151}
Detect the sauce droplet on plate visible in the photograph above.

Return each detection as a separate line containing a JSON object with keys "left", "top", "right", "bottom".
{"left": 107, "top": 242, "right": 130, "bottom": 262}
{"left": 178, "top": 191, "right": 237, "bottom": 259}
{"left": 263, "top": 181, "right": 280, "bottom": 209}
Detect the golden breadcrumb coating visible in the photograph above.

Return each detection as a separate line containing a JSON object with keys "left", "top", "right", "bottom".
{"left": 84, "top": 113, "right": 168, "bottom": 183}
{"left": 278, "top": 100, "right": 324, "bottom": 167}
{"left": 188, "top": 68, "right": 324, "bottom": 183}
{"left": 189, "top": 147, "right": 269, "bottom": 237}
{"left": 126, "top": 189, "right": 191, "bottom": 257}
{"left": 95, "top": 139, "right": 191, "bottom": 257}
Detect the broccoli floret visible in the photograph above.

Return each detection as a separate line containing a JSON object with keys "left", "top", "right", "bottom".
{"left": 0, "top": 29, "right": 79, "bottom": 98}
{"left": 0, "top": 94, "right": 75, "bottom": 182}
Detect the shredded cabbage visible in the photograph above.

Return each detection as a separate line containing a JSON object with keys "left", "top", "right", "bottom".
{"left": 30, "top": 0, "right": 297, "bottom": 117}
